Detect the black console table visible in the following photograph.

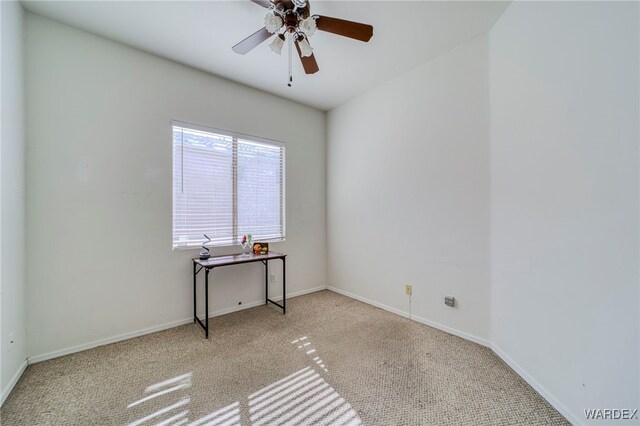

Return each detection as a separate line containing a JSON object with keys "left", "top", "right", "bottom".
{"left": 192, "top": 252, "right": 286, "bottom": 338}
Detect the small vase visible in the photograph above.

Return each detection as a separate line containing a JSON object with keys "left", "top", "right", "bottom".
{"left": 241, "top": 242, "right": 251, "bottom": 255}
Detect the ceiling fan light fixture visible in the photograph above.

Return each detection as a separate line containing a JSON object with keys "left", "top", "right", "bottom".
{"left": 299, "top": 17, "right": 317, "bottom": 37}
{"left": 269, "top": 33, "right": 286, "bottom": 54}
{"left": 292, "top": 0, "right": 307, "bottom": 9}
{"left": 298, "top": 37, "right": 313, "bottom": 57}
{"left": 264, "top": 13, "right": 283, "bottom": 33}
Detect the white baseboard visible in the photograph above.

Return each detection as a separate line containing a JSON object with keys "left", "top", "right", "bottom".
{"left": 28, "top": 317, "right": 194, "bottom": 364}
{"left": 490, "top": 343, "right": 580, "bottom": 425}
{"left": 326, "top": 286, "right": 489, "bottom": 347}
{"left": 210, "top": 285, "right": 326, "bottom": 316}
{"left": 411, "top": 314, "right": 490, "bottom": 347}
{"left": 266, "top": 285, "right": 327, "bottom": 303}
{"left": 28, "top": 286, "right": 326, "bottom": 364}
{"left": 1, "top": 360, "right": 28, "bottom": 406}
{"left": 326, "top": 285, "right": 577, "bottom": 425}
{"left": 326, "top": 286, "right": 411, "bottom": 319}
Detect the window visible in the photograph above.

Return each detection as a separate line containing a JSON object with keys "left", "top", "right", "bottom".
{"left": 172, "top": 121, "right": 286, "bottom": 249}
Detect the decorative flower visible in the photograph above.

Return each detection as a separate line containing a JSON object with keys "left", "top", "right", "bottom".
{"left": 299, "top": 17, "right": 317, "bottom": 37}
{"left": 241, "top": 235, "right": 247, "bottom": 244}
{"left": 265, "top": 13, "right": 284, "bottom": 34}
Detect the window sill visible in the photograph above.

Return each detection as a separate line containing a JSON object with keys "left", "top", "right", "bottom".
{"left": 173, "top": 238, "right": 286, "bottom": 251}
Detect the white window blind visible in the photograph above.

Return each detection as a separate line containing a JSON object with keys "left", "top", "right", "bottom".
{"left": 172, "top": 121, "right": 285, "bottom": 249}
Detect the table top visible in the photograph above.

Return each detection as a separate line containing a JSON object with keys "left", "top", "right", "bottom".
{"left": 193, "top": 252, "right": 286, "bottom": 268}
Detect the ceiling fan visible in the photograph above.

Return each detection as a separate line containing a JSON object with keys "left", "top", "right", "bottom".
{"left": 232, "top": 0, "right": 373, "bottom": 86}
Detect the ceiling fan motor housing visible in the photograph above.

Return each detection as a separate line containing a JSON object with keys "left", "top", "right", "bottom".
{"left": 284, "top": 13, "right": 299, "bottom": 30}
{"left": 275, "top": 0, "right": 310, "bottom": 29}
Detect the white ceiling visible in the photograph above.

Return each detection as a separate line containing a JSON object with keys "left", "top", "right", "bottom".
{"left": 21, "top": 0, "right": 510, "bottom": 111}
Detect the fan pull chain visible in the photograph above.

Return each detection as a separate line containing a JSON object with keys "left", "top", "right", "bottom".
{"left": 287, "top": 32, "right": 293, "bottom": 87}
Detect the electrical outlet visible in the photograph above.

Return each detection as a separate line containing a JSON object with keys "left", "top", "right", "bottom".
{"left": 269, "top": 273, "right": 276, "bottom": 282}
{"left": 405, "top": 284, "right": 412, "bottom": 296}
{"left": 445, "top": 296, "right": 455, "bottom": 307}
{"left": 8, "top": 333, "right": 14, "bottom": 352}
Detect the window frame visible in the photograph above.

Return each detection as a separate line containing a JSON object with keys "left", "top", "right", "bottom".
{"left": 171, "top": 120, "right": 287, "bottom": 250}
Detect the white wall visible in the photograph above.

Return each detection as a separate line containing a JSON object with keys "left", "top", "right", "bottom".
{"left": 0, "top": 0, "right": 27, "bottom": 403}
{"left": 328, "top": 2, "right": 639, "bottom": 422}
{"left": 490, "top": 2, "right": 639, "bottom": 423}
{"left": 327, "top": 36, "right": 491, "bottom": 343}
{"left": 25, "top": 13, "right": 326, "bottom": 360}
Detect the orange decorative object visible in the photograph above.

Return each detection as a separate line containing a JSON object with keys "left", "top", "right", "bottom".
{"left": 253, "top": 242, "right": 269, "bottom": 255}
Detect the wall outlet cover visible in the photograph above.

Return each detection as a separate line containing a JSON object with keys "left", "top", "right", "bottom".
{"left": 405, "top": 284, "right": 412, "bottom": 296}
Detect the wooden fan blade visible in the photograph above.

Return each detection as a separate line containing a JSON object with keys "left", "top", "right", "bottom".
{"left": 232, "top": 27, "right": 273, "bottom": 55}
{"left": 250, "top": 0, "right": 272, "bottom": 8}
{"left": 295, "top": 41, "right": 319, "bottom": 74}
{"left": 315, "top": 16, "right": 373, "bottom": 42}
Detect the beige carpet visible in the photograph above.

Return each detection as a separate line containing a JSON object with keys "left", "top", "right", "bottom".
{"left": 1, "top": 290, "right": 567, "bottom": 425}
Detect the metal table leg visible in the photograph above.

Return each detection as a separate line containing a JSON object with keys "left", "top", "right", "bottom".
{"left": 265, "top": 257, "right": 285, "bottom": 314}
{"left": 265, "top": 260, "right": 269, "bottom": 305}
{"left": 205, "top": 268, "right": 209, "bottom": 338}
{"left": 193, "top": 265, "right": 208, "bottom": 337}
{"left": 282, "top": 257, "right": 286, "bottom": 314}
